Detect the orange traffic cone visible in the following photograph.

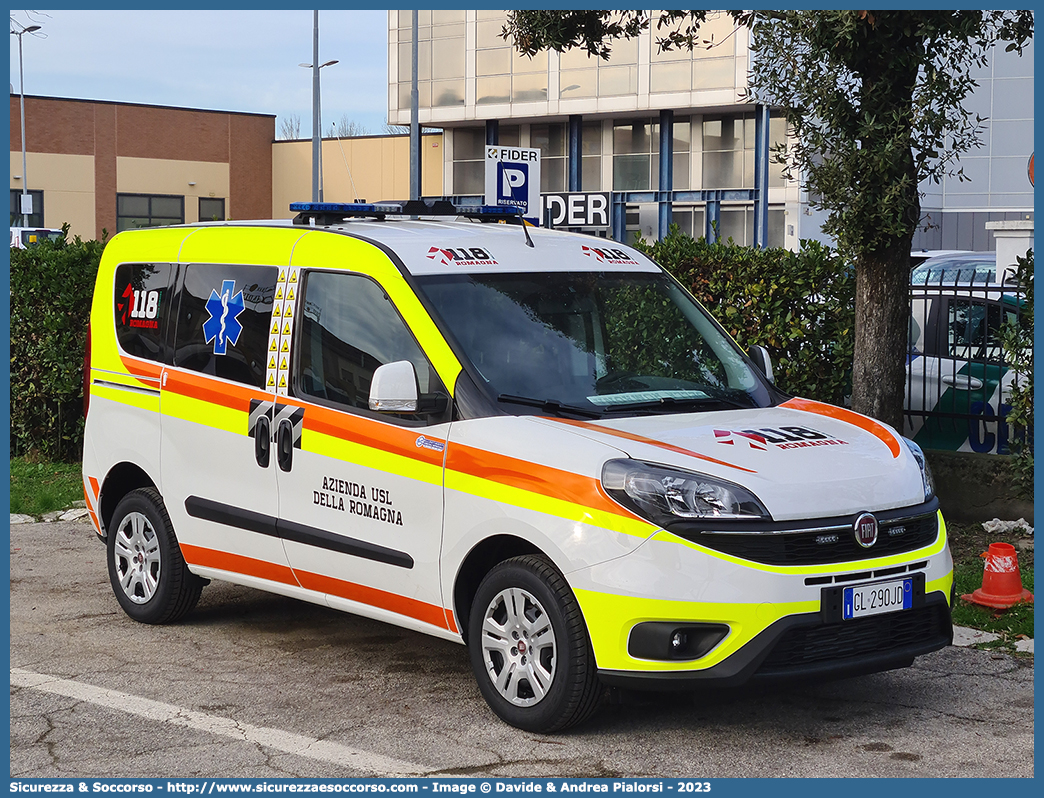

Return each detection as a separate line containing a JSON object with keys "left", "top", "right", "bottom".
{"left": 962, "top": 542, "right": 1034, "bottom": 609}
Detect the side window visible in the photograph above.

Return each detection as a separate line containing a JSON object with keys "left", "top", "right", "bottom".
{"left": 946, "top": 299, "right": 1006, "bottom": 362}
{"left": 113, "top": 262, "right": 175, "bottom": 363}
{"left": 296, "top": 271, "right": 449, "bottom": 425}
{"left": 173, "top": 264, "right": 277, "bottom": 389}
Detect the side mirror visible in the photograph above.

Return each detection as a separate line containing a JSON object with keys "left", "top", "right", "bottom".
{"left": 368, "top": 360, "right": 419, "bottom": 413}
{"left": 748, "top": 345, "right": 775, "bottom": 384}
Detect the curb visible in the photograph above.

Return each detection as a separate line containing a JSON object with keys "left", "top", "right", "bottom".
{"left": 953, "top": 624, "right": 1033, "bottom": 654}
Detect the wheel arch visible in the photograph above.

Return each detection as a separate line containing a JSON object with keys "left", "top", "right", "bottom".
{"left": 453, "top": 534, "right": 549, "bottom": 644}
{"left": 99, "top": 462, "right": 157, "bottom": 537}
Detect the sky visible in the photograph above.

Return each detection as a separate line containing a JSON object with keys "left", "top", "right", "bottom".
{"left": 9, "top": 8, "right": 392, "bottom": 137}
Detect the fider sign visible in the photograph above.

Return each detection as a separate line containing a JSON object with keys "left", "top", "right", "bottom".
{"left": 541, "top": 192, "right": 611, "bottom": 229}
{"left": 484, "top": 146, "right": 541, "bottom": 221}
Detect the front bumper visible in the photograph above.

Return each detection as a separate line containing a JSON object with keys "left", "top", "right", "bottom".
{"left": 569, "top": 511, "right": 954, "bottom": 685}
{"left": 599, "top": 592, "right": 952, "bottom": 690}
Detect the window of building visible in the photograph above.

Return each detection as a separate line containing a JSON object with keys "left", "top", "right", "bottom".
{"left": 117, "top": 194, "right": 184, "bottom": 232}
{"left": 582, "top": 122, "right": 602, "bottom": 190}
{"left": 650, "top": 11, "right": 738, "bottom": 94}
{"left": 476, "top": 17, "right": 548, "bottom": 105}
{"left": 199, "top": 197, "right": 225, "bottom": 222}
{"left": 702, "top": 113, "right": 788, "bottom": 191}
{"left": 561, "top": 37, "right": 638, "bottom": 99}
{"left": 716, "top": 206, "right": 786, "bottom": 247}
{"left": 670, "top": 206, "right": 706, "bottom": 241}
{"left": 296, "top": 271, "right": 449, "bottom": 425}
{"left": 612, "top": 118, "right": 691, "bottom": 191}
{"left": 173, "top": 264, "right": 277, "bottom": 389}
{"left": 531, "top": 123, "right": 566, "bottom": 192}
{"left": 396, "top": 12, "right": 465, "bottom": 109}
{"left": 451, "top": 127, "right": 486, "bottom": 195}
{"left": 10, "top": 189, "right": 43, "bottom": 227}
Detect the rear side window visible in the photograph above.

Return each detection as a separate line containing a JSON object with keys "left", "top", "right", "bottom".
{"left": 113, "top": 262, "right": 175, "bottom": 363}
{"left": 173, "top": 264, "right": 278, "bottom": 389}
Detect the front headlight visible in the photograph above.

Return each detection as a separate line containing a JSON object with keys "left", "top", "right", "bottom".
{"left": 902, "top": 437, "right": 935, "bottom": 501}
{"left": 602, "top": 459, "right": 769, "bottom": 527}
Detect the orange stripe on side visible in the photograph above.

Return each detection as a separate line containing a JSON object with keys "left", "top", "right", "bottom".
{"left": 446, "top": 443, "right": 641, "bottom": 521}
{"left": 294, "top": 569, "right": 451, "bottom": 631}
{"left": 83, "top": 477, "right": 102, "bottom": 535}
{"left": 83, "top": 485, "right": 101, "bottom": 535}
{"left": 446, "top": 610, "right": 459, "bottom": 635}
{"left": 303, "top": 402, "right": 446, "bottom": 468}
{"left": 180, "top": 543, "right": 299, "bottom": 587}
{"left": 163, "top": 369, "right": 262, "bottom": 414}
{"left": 781, "top": 397, "right": 901, "bottom": 458}
{"left": 117, "top": 355, "right": 163, "bottom": 386}
{"left": 544, "top": 417, "right": 757, "bottom": 474}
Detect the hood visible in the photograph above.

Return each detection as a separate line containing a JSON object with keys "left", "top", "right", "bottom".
{"left": 535, "top": 398, "right": 927, "bottom": 522}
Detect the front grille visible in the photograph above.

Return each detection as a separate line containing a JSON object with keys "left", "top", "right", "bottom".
{"left": 757, "top": 603, "right": 951, "bottom": 674}
{"left": 669, "top": 510, "right": 939, "bottom": 566}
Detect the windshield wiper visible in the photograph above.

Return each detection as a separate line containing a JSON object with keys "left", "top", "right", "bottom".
{"left": 497, "top": 394, "right": 602, "bottom": 419}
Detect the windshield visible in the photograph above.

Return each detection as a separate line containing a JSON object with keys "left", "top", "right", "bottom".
{"left": 416, "top": 271, "right": 774, "bottom": 417}
{"left": 911, "top": 257, "right": 996, "bottom": 285}
{"left": 20, "top": 229, "right": 63, "bottom": 246}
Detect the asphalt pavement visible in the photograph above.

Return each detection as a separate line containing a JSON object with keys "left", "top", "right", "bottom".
{"left": 9, "top": 517, "right": 1035, "bottom": 779}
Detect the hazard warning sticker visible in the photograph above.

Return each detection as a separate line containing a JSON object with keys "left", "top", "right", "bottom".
{"left": 267, "top": 266, "right": 299, "bottom": 394}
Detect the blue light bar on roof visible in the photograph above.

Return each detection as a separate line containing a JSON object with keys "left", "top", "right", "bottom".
{"left": 289, "top": 201, "right": 524, "bottom": 220}
{"left": 463, "top": 205, "right": 518, "bottom": 217}
{"left": 289, "top": 202, "right": 401, "bottom": 215}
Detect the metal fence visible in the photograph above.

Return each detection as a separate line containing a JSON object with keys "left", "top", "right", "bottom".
{"left": 904, "top": 274, "right": 1028, "bottom": 455}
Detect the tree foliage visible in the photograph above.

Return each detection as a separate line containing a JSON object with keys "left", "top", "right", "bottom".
{"left": 503, "top": 10, "right": 1033, "bottom": 430}
{"left": 636, "top": 228, "right": 855, "bottom": 407}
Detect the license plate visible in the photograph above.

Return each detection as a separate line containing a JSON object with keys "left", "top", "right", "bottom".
{"left": 843, "top": 577, "right": 913, "bottom": 620}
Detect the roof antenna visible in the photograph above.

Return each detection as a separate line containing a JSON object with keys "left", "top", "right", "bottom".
{"left": 517, "top": 209, "right": 534, "bottom": 248}
{"left": 331, "top": 123, "right": 361, "bottom": 202}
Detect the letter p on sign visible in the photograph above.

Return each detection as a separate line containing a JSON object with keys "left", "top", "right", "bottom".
{"left": 498, "top": 163, "right": 528, "bottom": 203}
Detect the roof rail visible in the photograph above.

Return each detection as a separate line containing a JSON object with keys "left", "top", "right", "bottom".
{"left": 290, "top": 200, "right": 522, "bottom": 226}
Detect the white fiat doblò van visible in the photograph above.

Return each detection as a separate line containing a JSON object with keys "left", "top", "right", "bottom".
{"left": 83, "top": 201, "right": 953, "bottom": 732}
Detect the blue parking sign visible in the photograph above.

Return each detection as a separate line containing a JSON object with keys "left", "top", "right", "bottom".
{"left": 497, "top": 162, "right": 528, "bottom": 207}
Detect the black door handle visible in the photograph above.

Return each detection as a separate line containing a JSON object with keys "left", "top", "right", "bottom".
{"left": 254, "top": 415, "right": 271, "bottom": 468}
{"left": 276, "top": 418, "right": 294, "bottom": 472}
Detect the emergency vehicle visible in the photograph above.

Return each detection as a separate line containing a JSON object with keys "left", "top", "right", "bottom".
{"left": 82, "top": 201, "right": 953, "bottom": 732}
{"left": 10, "top": 226, "right": 63, "bottom": 248}
{"left": 905, "top": 253, "right": 1025, "bottom": 454}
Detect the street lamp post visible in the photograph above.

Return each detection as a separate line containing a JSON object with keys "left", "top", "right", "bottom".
{"left": 300, "top": 11, "right": 337, "bottom": 202}
{"left": 11, "top": 22, "right": 41, "bottom": 227}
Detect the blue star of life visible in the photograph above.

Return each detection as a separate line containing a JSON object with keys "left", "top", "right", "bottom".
{"left": 202, "top": 279, "right": 245, "bottom": 355}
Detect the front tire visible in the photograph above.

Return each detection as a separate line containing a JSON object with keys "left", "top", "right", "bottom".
{"left": 468, "top": 555, "right": 602, "bottom": 732}
{"left": 107, "top": 488, "right": 203, "bottom": 624}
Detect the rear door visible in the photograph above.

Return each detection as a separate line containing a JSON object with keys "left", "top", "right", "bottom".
{"left": 160, "top": 260, "right": 294, "bottom": 588}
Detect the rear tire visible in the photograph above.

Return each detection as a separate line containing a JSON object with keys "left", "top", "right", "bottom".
{"left": 468, "top": 555, "right": 602, "bottom": 732}
{"left": 107, "top": 488, "right": 203, "bottom": 624}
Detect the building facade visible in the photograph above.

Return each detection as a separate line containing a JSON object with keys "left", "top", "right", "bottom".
{"left": 9, "top": 95, "right": 275, "bottom": 240}
{"left": 271, "top": 134, "right": 443, "bottom": 217}
{"left": 386, "top": 10, "right": 1033, "bottom": 250}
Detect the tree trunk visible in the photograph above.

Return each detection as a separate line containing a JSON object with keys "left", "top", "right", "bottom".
{"left": 850, "top": 238, "right": 914, "bottom": 431}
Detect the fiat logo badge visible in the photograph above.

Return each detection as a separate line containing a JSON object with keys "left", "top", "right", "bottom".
{"left": 854, "top": 512, "right": 879, "bottom": 548}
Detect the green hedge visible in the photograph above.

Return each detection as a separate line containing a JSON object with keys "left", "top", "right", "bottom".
{"left": 10, "top": 227, "right": 105, "bottom": 462}
{"left": 635, "top": 227, "right": 855, "bottom": 406}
